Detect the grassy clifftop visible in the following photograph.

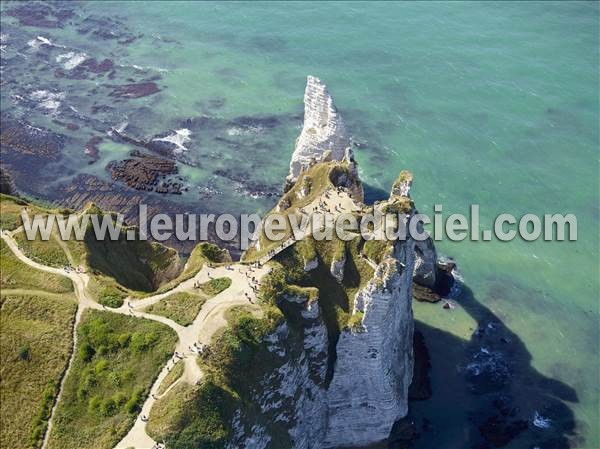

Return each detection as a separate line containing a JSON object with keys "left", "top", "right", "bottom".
{"left": 242, "top": 160, "right": 361, "bottom": 262}
{"left": 0, "top": 195, "right": 190, "bottom": 302}
{"left": 46, "top": 311, "right": 177, "bottom": 449}
{"left": 147, "top": 306, "right": 284, "bottom": 449}
{"left": 0, "top": 292, "right": 78, "bottom": 449}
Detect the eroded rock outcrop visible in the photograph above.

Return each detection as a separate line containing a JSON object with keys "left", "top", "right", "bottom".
{"left": 286, "top": 76, "right": 351, "bottom": 188}
{"left": 233, "top": 77, "right": 441, "bottom": 448}
{"left": 323, "top": 238, "right": 415, "bottom": 447}
{"left": 391, "top": 170, "right": 455, "bottom": 301}
{"left": 228, "top": 294, "right": 329, "bottom": 449}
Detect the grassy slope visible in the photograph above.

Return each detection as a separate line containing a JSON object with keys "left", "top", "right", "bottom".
{"left": 145, "top": 242, "right": 231, "bottom": 298}
{"left": 47, "top": 311, "right": 177, "bottom": 449}
{"left": 145, "top": 277, "right": 231, "bottom": 326}
{"left": 0, "top": 194, "right": 27, "bottom": 230}
{"left": 157, "top": 360, "right": 184, "bottom": 396}
{"left": 1, "top": 202, "right": 78, "bottom": 449}
{"left": 0, "top": 292, "right": 78, "bottom": 449}
{"left": 13, "top": 230, "right": 70, "bottom": 268}
{"left": 0, "top": 239, "right": 73, "bottom": 294}
{"left": 242, "top": 161, "right": 353, "bottom": 262}
{"left": 147, "top": 307, "right": 284, "bottom": 449}
{"left": 1, "top": 195, "right": 187, "bottom": 301}
{"left": 84, "top": 230, "right": 180, "bottom": 293}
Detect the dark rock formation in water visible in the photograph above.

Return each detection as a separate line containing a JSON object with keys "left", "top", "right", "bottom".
{"left": 84, "top": 136, "right": 102, "bottom": 164}
{"left": 0, "top": 116, "right": 65, "bottom": 162}
{"left": 0, "top": 167, "right": 17, "bottom": 195}
{"left": 107, "top": 150, "right": 181, "bottom": 194}
{"left": 108, "top": 81, "right": 161, "bottom": 99}
{"left": 5, "top": 1, "right": 75, "bottom": 28}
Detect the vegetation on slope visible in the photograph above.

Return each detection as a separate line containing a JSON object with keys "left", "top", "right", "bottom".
{"left": 84, "top": 228, "right": 180, "bottom": 293}
{"left": 0, "top": 292, "right": 77, "bottom": 449}
{"left": 0, "top": 194, "right": 27, "bottom": 230}
{"left": 262, "top": 235, "right": 374, "bottom": 330}
{"left": 46, "top": 311, "right": 177, "bottom": 449}
{"left": 363, "top": 238, "right": 392, "bottom": 265}
{"left": 157, "top": 360, "right": 185, "bottom": 396}
{"left": 0, "top": 239, "right": 73, "bottom": 293}
{"left": 13, "top": 229, "right": 70, "bottom": 268}
{"left": 0, "top": 193, "right": 59, "bottom": 231}
{"left": 145, "top": 277, "right": 232, "bottom": 326}
{"left": 147, "top": 242, "right": 232, "bottom": 298}
{"left": 147, "top": 307, "right": 284, "bottom": 449}
{"left": 1, "top": 195, "right": 185, "bottom": 296}
{"left": 242, "top": 160, "right": 358, "bottom": 262}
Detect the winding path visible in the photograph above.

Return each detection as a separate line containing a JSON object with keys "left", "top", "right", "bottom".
{"left": 1, "top": 185, "right": 360, "bottom": 449}
{"left": 0, "top": 230, "right": 269, "bottom": 449}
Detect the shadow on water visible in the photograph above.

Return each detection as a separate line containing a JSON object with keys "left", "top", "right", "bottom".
{"left": 363, "top": 182, "right": 390, "bottom": 204}
{"left": 398, "top": 284, "right": 581, "bottom": 449}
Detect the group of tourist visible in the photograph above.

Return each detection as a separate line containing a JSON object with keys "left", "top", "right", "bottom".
{"left": 63, "top": 264, "right": 85, "bottom": 274}
{"left": 189, "top": 341, "right": 206, "bottom": 354}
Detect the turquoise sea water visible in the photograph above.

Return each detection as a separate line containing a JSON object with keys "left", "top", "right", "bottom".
{"left": 1, "top": 2, "right": 598, "bottom": 448}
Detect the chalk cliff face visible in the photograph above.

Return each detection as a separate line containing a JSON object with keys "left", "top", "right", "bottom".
{"left": 286, "top": 76, "right": 351, "bottom": 188}
{"left": 235, "top": 76, "right": 423, "bottom": 448}
{"left": 323, "top": 237, "right": 415, "bottom": 447}
{"left": 232, "top": 238, "right": 415, "bottom": 449}
{"left": 227, "top": 294, "right": 330, "bottom": 449}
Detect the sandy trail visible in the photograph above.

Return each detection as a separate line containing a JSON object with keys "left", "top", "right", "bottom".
{"left": 0, "top": 230, "right": 268, "bottom": 449}
{"left": 1, "top": 186, "right": 355, "bottom": 449}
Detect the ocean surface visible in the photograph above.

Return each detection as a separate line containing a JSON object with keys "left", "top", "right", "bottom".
{"left": 1, "top": 2, "right": 598, "bottom": 448}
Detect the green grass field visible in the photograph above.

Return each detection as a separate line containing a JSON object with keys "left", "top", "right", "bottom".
{"left": 145, "top": 277, "right": 232, "bottom": 326}
{"left": 145, "top": 292, "right": 208, "bottom": 326}
{"left": 147, "top": 307, "right": 283, "bottom": 449}
{"left": 0, "top": 292, "right": 77, "bottom": 449}
{"left": 0, "top": 239, "right": 73, "bottom": 294}
{"left": 13, "top": 230, "right": 70, "bottom": 268}
{"left": 46, "top": 311, "right": 177, "bottom": 449}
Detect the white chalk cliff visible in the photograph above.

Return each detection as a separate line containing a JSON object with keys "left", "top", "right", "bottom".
{"left": 287, "top": 75, "right": 351, "bottom": 186}
{"left": 235, "top": 76, "right": 421, "bottom": 448}
{"left": 322, "top": 237, "right": 415, "bottom": 448}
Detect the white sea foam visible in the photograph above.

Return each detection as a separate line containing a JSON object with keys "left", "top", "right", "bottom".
{"left": 227, "top": 127, "right": 243, "bottom": 136}
{"left": 56, "top": 51, "right": 87, "bottom": 70}
{"left": 227, "top": 125, "right": 263, "bottom": 136}
{"left": 532, "top": 411, "right": 552, "bottom": 429}
{"left": 30, "top": 90, "right": 65, "bottom": 113}
{"left": 153, "top": 128, "right": 192, "bottom": 154}
{"left": 0, "top": 33, "right": 8, "bottom": 52}
{"left": 27, "top": 35, "right": 65, "bottom": 50}
{"left": 119, "top": 62, "right": 169, "bottom": 73}
{"left": 114, "top": 121, "right": 129, "bottom": 133}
